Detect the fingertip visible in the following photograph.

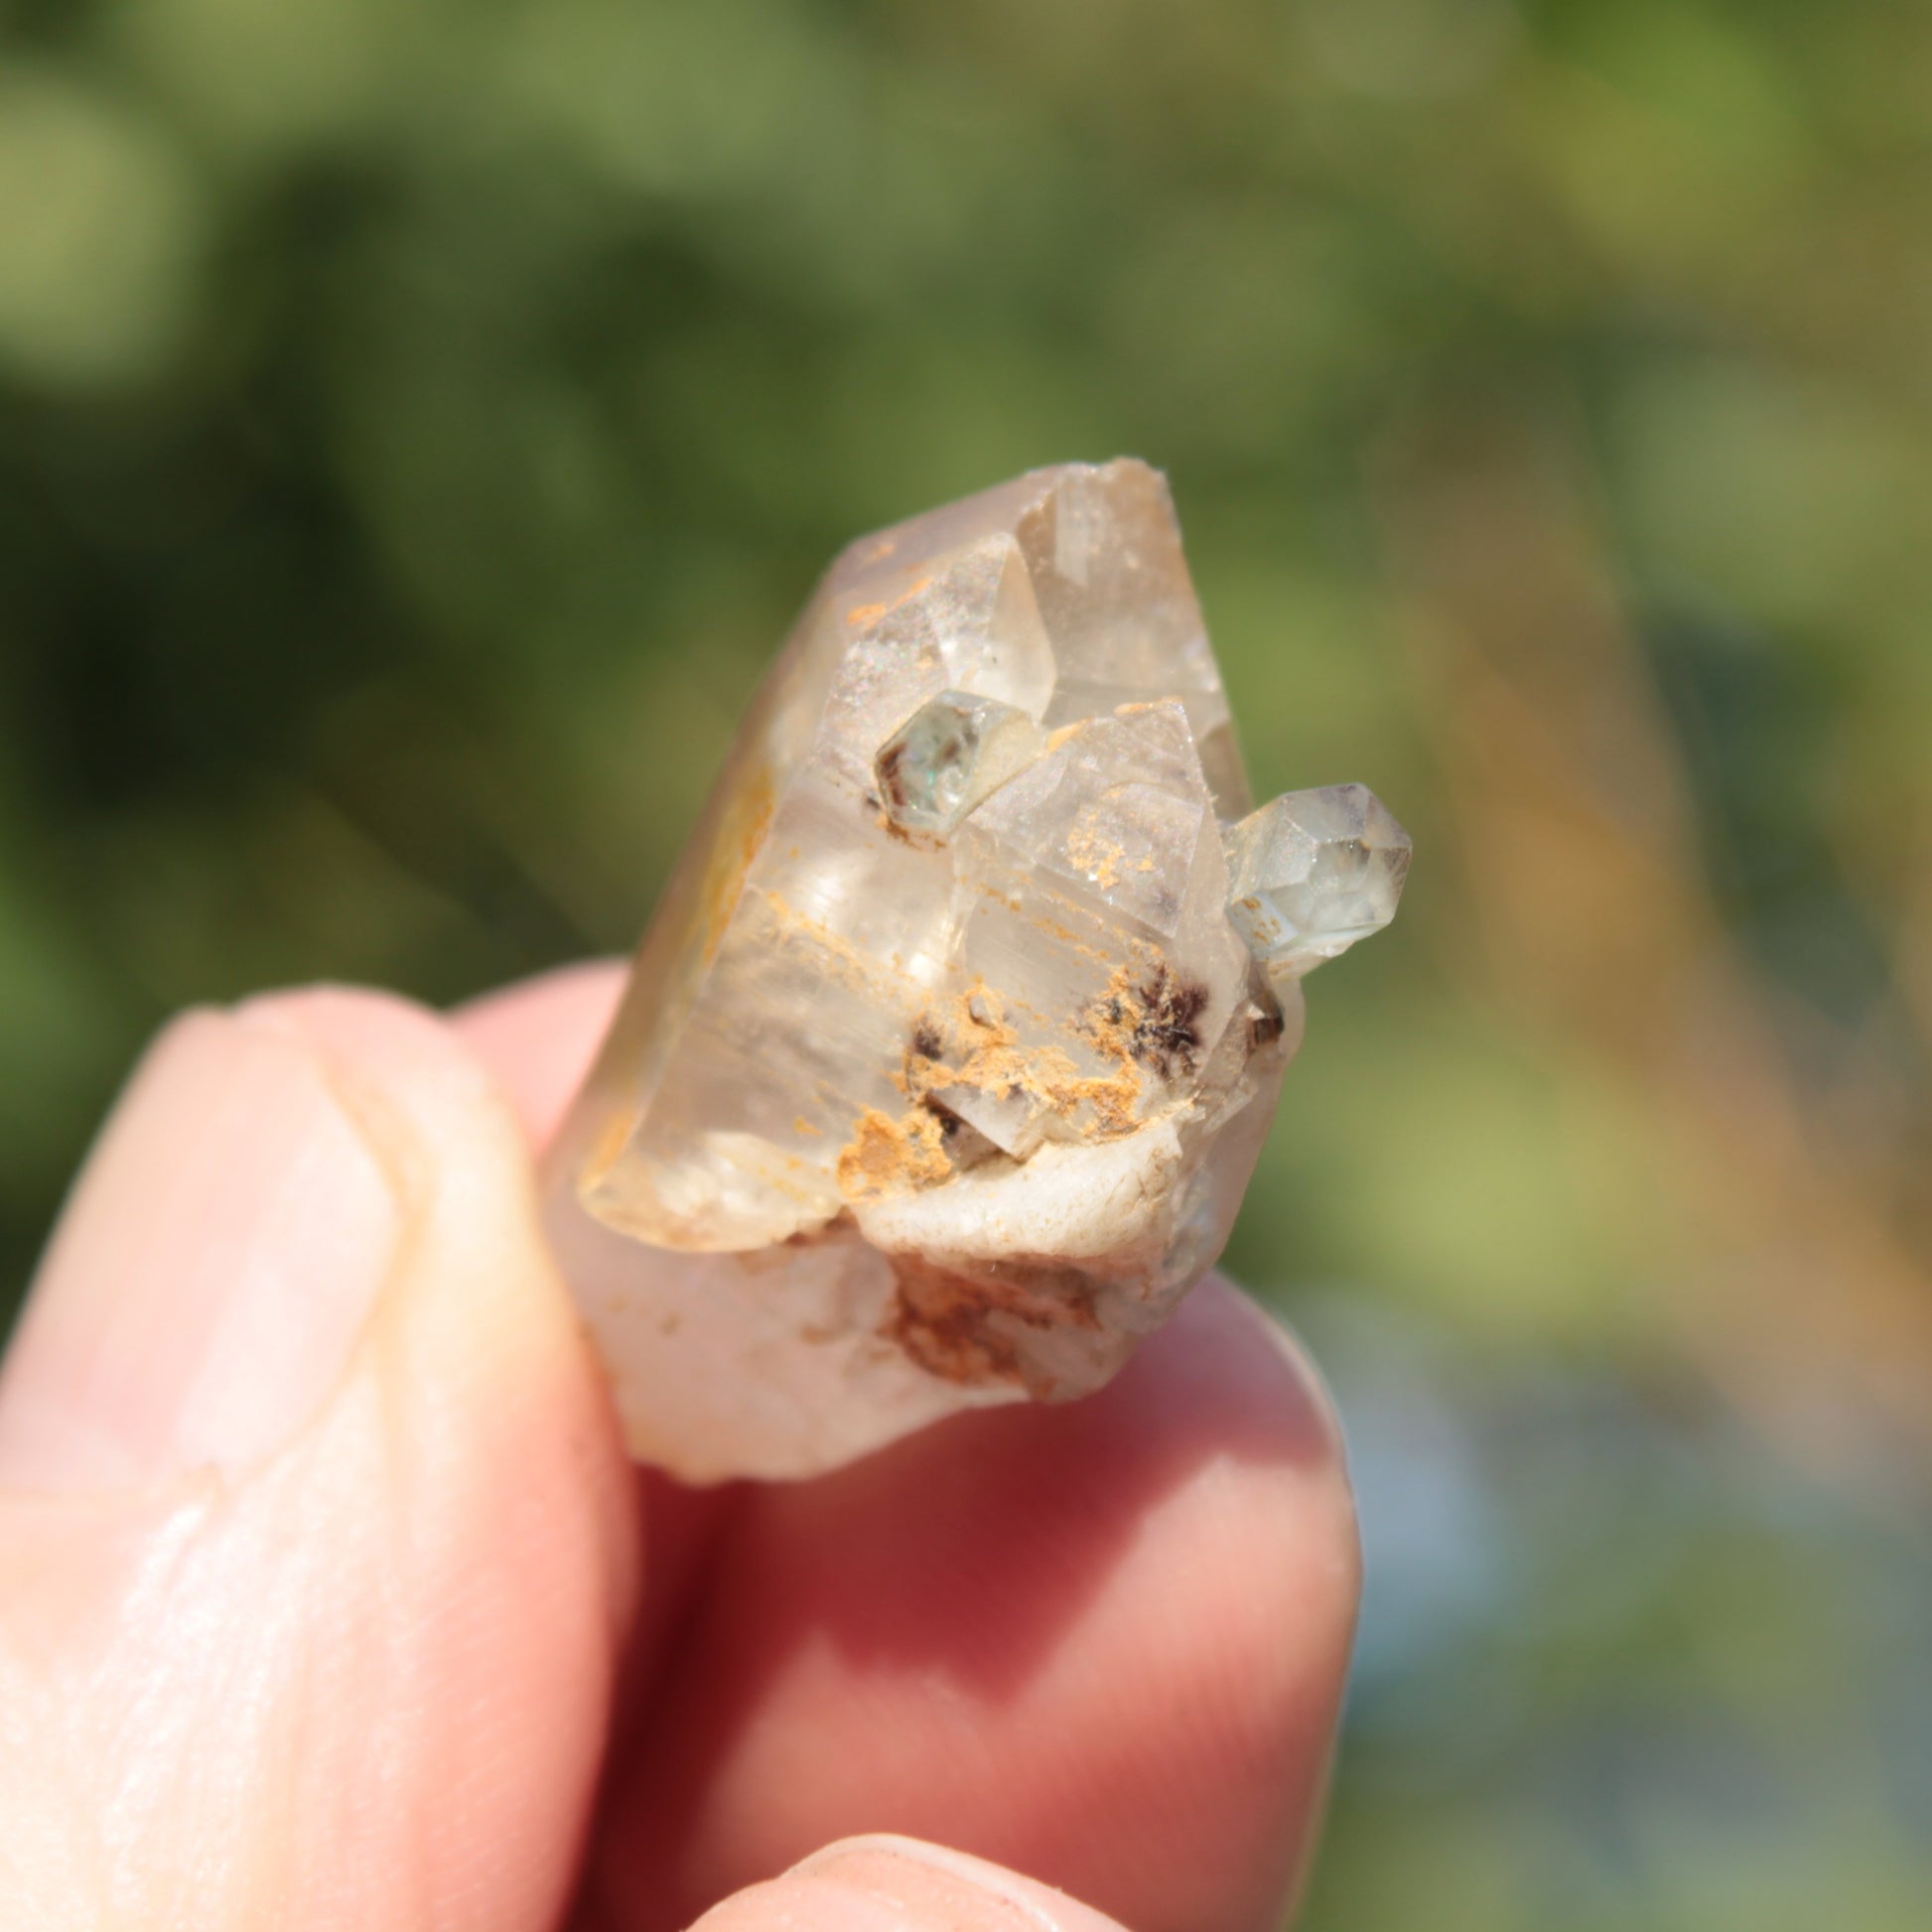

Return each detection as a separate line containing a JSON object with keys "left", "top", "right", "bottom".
{"left": 0, "top": 1003, "right": 407, "bottom": 1492}
{"left": 697, "top": 1838, "right": 1128, "bottom": 1932}
{"left": 239, "top": 980, "right": 488, "bottom": 1076}
{"left": 1149, "top": 1275, "right": 1353, "bottom": 1481}
{"left": 453, "top": 960, "right": 627, "bottom": 1151}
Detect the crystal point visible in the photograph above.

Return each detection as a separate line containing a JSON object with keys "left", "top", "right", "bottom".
{"left": 874, "top": 690, "right": 1042, "bottom": 836}
{"left": 544, "top": 462, "right": 1407, "bottom": 1481}
{"left": 1223, "top": 782, "right": 1412, "bottom": 979}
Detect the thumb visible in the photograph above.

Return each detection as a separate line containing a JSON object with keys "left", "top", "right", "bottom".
{"left": 0, "top": 989, "right": 636, "bottom": 1931}
{"left": 697, "top": 1839, "right": 1133, "bottom": 1932}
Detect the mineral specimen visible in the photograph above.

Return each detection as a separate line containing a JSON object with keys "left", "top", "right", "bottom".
{"left": 542, "top": 460, "right": 1409, "bottom": 1481}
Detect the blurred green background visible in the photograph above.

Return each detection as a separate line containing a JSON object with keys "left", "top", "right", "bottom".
{"left": 5, "top": 0, "right": 1932, "bottom": 1925}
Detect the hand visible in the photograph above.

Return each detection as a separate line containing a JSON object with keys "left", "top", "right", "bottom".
{"left": 0, "top": 965, "right": 1357, "bottom": 1932}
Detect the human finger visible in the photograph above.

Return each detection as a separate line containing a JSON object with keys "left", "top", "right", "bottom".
{"left": 685, "top": 1836, "right": 1130, "bottom": 1932}
{"left": 0, "top": 989, "right": 637, "bottom": 1930}
{"left": 455, "top": 964, "right": 1359, "bottom": 1932}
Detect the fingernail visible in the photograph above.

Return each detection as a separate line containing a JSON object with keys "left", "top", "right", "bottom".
{"left": 0, "top": 1009, "right": 402, "bottom": 1491}
{"left": 791, "top": 1838, "right": 1125, "bottom": 1932}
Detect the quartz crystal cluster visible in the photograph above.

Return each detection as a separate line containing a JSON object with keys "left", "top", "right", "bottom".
{"left": 544, "top": 461, "right": 1409, "bottom": 1480}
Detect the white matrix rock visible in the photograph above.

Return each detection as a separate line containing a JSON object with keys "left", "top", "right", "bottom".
{"left": 543, "top": 460, "right": 1409, "bottom": 1481}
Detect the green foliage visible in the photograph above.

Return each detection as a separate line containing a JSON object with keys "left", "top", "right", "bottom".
{"left": 4, "top": 2, "right": 1931, "bottom": 1923}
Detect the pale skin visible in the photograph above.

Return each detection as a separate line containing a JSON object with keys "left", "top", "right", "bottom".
{"left": 0, "top": 962, "right": 1359, "bottom": 1932}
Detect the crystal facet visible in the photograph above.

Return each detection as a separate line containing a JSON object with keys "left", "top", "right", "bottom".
{"left": 874, "top": 690, "right": 1043, "bottom": 835}
{"left": 544, "top": 461, "right": 1409, "bottom": 1481}
{"left": 1222, "top": 783, "right": 1412, "bottom": 981}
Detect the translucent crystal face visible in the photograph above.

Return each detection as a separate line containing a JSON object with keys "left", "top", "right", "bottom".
{"left": 1222, "top": 783, "right": 1412, "bottom": 978}
{"left": 874, "top": 691, "right": 1042, "bottom": 835}
{"left": 542, "top": 460, "right": 1409, "bottom": 1482}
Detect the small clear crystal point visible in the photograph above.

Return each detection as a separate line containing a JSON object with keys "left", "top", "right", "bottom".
{"left": 874, "top": 690, "right": 1042, "bottom": 835}
{"left": 1222, "top": 783, "right": 1412, "bottom": 979}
